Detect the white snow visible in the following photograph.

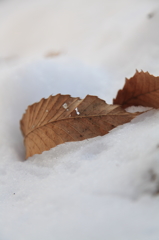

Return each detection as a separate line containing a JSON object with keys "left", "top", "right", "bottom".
{"left": 0, "top": 0, "right": 159, "bottom": 240}
{"left": 63, "top": 103, "right": 68, "bottom": 109}
{"left": 75, "top": 107, "right": 80, "bottom": 115}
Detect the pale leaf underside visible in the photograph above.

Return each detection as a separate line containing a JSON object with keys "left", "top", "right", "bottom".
{"left": 20, "top": 94, "right": 138, "bottom": 159}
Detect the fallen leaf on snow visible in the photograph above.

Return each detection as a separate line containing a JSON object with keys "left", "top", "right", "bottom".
{"left": 113, "top": 71, "right": 159, "bottom": 108}
{"left": 45, "top": 51, "right": 61, "bottom": 58}
{"left": 20, "top": 94, "right": 138, "bottom": 159}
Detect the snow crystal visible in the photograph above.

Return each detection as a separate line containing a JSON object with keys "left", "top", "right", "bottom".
{"left": 75, "top": 107, "right": 80, "bottom": 115}
{"left": 63, "top": 103, "right": 68, "bottom": 109}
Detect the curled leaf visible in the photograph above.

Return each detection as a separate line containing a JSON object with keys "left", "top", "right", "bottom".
{"left": 20, "top": 94, "right": 138, "bottom": 159}
{"left": 113, "top": 71, "right": 159, "bottom": 108}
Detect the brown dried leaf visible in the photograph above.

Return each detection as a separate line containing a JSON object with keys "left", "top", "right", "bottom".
{"left": 113, "top": 70, "right": 159, "bottom": 108}
{"left": 20, "top": 94, "right": 138, "bottom": 159}
{"left": 45, "top": 51, "right": 61, "bottom": 58}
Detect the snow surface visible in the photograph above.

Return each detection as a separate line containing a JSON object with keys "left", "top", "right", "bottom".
{"left": 0, "top": 0, "right": 159, "bottom": 239}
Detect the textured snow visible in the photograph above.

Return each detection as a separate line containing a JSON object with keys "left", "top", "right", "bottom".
{"left": 0, "top": 0, "right": 159, "bottom": 240}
